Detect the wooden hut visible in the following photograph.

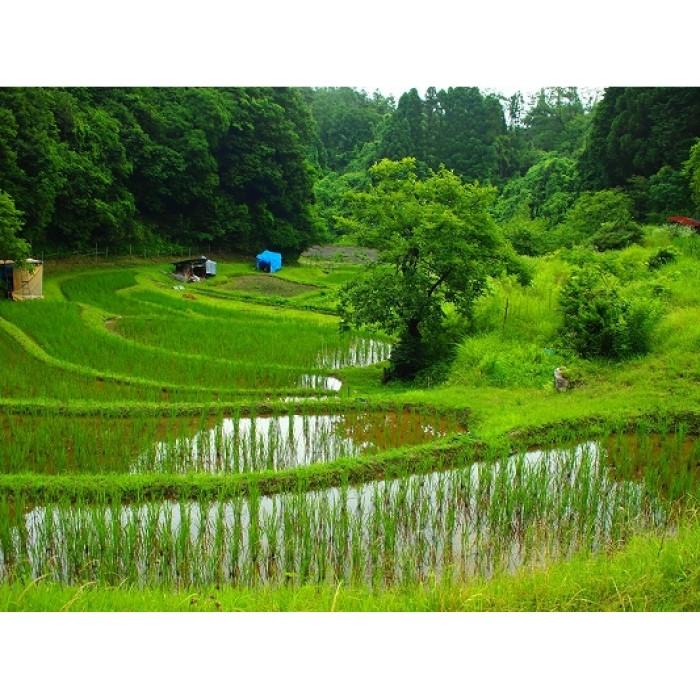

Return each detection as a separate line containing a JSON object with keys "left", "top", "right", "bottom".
{"left": 0, "top": 259, "right": 44, "bottom": 300}
{"left": 172, "top": 256, "right": 217, "bottom": 281}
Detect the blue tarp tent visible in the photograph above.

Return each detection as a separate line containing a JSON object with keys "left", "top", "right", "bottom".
{"left": 256, "top": 250, "right": 282, "bottom": 273}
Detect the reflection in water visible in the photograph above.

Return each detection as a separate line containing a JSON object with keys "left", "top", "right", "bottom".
{"left": 131, "top": 411, "right": 462, "bottom": 474}
{"left": 6, "top": 441, "right": 675, "bottom": 587}
{"left": 316, "top": 338, "right": 392, "bottom": 369}
{"left": 299, "top": 374, "right": 342, "bottom": 392}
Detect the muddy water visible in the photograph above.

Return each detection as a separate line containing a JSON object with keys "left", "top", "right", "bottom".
{"left": 7, "top": 440, "right": 678, "bottom": 587}
{"left": 131, "top": 410, "right": 463, "bottom": 474}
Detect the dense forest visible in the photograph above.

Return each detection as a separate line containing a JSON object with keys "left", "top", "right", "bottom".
{"left": 1, "top": 86, "right": 699, "bottom": 261}
{"left": 0, "top": 88, "right": 319, "bottom": 257}
{"left": 308, "top": 86, "right": 700, "bottom": 252}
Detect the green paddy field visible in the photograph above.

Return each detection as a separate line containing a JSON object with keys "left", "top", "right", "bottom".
{"left": 1, "top": 232, "right": 699, "bottom": 611}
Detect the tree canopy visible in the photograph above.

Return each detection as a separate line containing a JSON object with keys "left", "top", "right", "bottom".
{"left": 580, "top": 88, "right": 700, "bottom": 189}
{"left": 0, "top": 190, "right": 29, "bottom": 260}
{"left": 304, "top": 87, "right": 393, "bottom": 172}
{"left": 376, "top": 87, "right": 507, "bottom": 183}
{"left": 0, "top": 87, "right": 319, "bottom": 255}
{"left": 339, "top": 158, "right": 524, "bottom": 380}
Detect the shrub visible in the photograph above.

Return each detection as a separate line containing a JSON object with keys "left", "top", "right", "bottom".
{"left": 564, "top": 190, "right": 637, "bottom": 248}
{"left": 590, "top": 220, "right": 643, "bottom": 251}
{"left": 647, "top": 166, "right": 693, "bottom": 220}
{"left": 648, "top": 246, "right": 679, "bottom": 270}
{"left": 559, "top": 266, "right": 659, "bottom": 359}
{"left": 559, "top": 245, "right": 598, "bottom": 269}
{"left": 683, "top": 139, "right": 700, "bottom": 212}
{"left": 502, "top": 216, "right": 548, "bottom": 257}
{"left": 451, "top": 335, "right": 572, "bottom": 389}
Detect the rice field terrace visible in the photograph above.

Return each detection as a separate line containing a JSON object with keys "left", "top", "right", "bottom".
{"left": 1, "top": 430, "right": 698, "bottom": 588}
{"left": 1, "top": 246, "right": 700, "bottom": 611}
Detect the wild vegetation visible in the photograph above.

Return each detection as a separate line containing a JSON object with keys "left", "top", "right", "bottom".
{"left": 1, "top": 86, "right": 699, "bottom": 611}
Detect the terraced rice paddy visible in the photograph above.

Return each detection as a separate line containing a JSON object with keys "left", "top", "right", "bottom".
{"left": 132, "top": 410, "right": 463, "bottom": 474}
{"left": 2, "top": 433, "right": 696, "bottom": 587}
{"left": 0, "top": 409, "right": 462, "bottom": 475}
{"left": 1, "top": 259, "right": 699, "bottom": 608}
{"left": 0, "top": 267, "right": 382, "bottom": 397}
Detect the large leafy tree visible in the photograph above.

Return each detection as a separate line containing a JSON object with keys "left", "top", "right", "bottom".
{"left": 339, "top": 158, "right": 524, "bottom": 380}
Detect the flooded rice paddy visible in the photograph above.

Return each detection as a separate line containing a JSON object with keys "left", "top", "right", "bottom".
{"left": 3, "top": 434, "right": 696, "bottom": 588}
{"left": 132, "top": 410, "right": 463, "bottom": 474}
{"left": 0, "top": 409, "right": 464, "bottom": 475}
{"left": 299, "top": 374, "right": 343, "bottom": 392}
{"left": 315, "top": 338, "right": 392, "bottom": 369}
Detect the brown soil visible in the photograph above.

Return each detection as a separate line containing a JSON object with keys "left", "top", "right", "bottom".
{"left": 225, "top": 275, "right": 317, "bottom": 297}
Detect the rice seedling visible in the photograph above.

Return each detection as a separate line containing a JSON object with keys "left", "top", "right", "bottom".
{"left": 129, "top": 409, "right": 462, "bottom": 475}
{"left": 0, "top": 302, "right": 319, "bottom": 390}
{"left": 2, "top": 430, "right": 696, "bottom": 589}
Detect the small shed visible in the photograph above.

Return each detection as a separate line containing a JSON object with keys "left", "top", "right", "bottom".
{"left": 0, "top": 259, "right": 44, "bottom": 300}
{"left": 173, "top": 256, "right": 217, "bottom": 281}
{"left": 256, "top": 250, "right": 282, "bottom": 273}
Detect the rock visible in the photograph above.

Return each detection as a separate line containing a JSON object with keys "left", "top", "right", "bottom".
{"left": 553, "top": 367, "right": 570, "bottom": 392}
